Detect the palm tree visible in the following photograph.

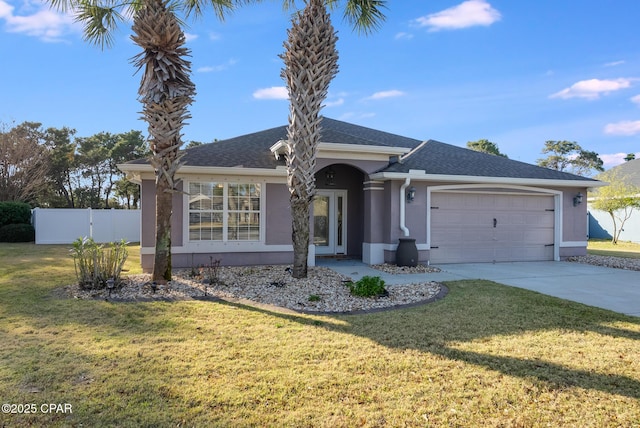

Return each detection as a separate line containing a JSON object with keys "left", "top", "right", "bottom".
{"left": 131, "top": 0, "right": 195, "bottom": 281}
{"left": 47, "top": 0, "right": 239, "bottom": 281}
{"left": 280, "top": 0, "right": 386, "bottom": 278}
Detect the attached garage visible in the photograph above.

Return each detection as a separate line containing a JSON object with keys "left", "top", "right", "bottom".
{"left": 429, "top": 191, "right": 556, "bottom": 264}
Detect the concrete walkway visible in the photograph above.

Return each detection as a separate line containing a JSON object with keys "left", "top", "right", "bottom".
{"left": 317, "top": 259, "right": 640, "bottom": 317}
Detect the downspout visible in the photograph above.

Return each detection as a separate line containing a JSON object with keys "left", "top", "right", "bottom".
{"left": 400, "top": 177, "right": 410, "bottom": 237}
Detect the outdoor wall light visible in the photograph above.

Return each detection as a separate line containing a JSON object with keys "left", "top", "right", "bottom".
{"left": 325, "top": 168, "right": 336, "bottom": 186}
{"left": 573, "top": 192, "right": 583, "bottom": 206}
{"left": 407, "top": 186, "right": 416, "bottom": 203}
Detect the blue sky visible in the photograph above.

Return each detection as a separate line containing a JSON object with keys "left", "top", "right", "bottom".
{"left": 1, "top": 0, "right": 639, "bottom": 170}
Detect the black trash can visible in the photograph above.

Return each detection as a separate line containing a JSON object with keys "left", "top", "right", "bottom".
{"left": 396, "top": 238, "right": 418, "bottom": 267}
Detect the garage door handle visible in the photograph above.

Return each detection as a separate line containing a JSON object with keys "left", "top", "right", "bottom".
{"left": 493, "top": 218, "right": 497, "bottom": 228}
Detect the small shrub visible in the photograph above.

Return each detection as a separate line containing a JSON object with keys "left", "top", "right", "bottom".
{"left": 70, "top": 237, "right": 128, "bottom": 289}
{"left": 308, "top": 294, "right": 321, "bottom": 302}
{"left": 347, "top": 276, "right": 387, "bottom": 298}
{"left": 0, "top": 201, "right": 32, "bottom": 227}
{"left": 0, "top": 223, "right": 35, "bottom": 242}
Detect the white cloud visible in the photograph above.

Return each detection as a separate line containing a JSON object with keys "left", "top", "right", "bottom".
{"left": 414, "top": 0, "right": 501, "bottom": 32}
{"left": 631, "top": 94, "right": 640, "bottom": 105}
{"left": 0, "top": 0, "right": 77, "bottom": 42}
{"left": 197, "top": 59, "right": 237, "bottom": 73}
{"left": 394, "top": 32, "right": 414, "bottom": 40}
{"left": 185, "top": 33, "right": 198, "bottom": 42}
{"left": 253, "top": 86, "right": 288, "bottom": 100}
{"left": 324, "top": 98, "right": 344, "bottom": 107}
{"left": 365, "top": 90, "right": 405, "bottom": 100}
{"left": 550, "top": 78, "right": 633, "bottom": 100}
{"left": 604, "top": 60, "right": 625, "bottom": 67}
{"left": 0, "top": 0, "right": 12, "bottom": 18}
{"left": 208, "top": 32, "right": 221, "bottom": 41}
{"left": 603, "top": 120, "right": 640, "bottom": 136}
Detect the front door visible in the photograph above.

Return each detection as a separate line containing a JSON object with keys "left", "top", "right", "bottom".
{"left": 313, "top": 190, "right": 347, "bottom": 255}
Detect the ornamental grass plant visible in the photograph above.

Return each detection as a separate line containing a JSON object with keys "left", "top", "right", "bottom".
{"left": 70, "top": 237, "right": 128, "bottom": 289}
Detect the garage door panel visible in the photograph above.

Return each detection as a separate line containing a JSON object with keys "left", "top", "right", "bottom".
{"left": 431, "top": 246, "right": 495, "bottom": 264}
{"left": 432, "top": 226, "right": 493, "bottom": 244}
{"left": 432, "top": 210, "right": 495, "bottom": 226}
{"left": 495, "top": 245, "right": 554, "bottom": 262}
{"left": 496, "top": 229, "right": 553, "bottom": 245}
{"left": 523, "top": 229, "right": 554, "bottom": 243}
{"left": 430, "top": 192, "right": 555, "bottom": 264}
{"left": 494, "top": 246, "right": 553, "bottom": 262}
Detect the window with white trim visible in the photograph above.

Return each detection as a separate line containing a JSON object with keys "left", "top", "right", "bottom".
{"left": 188, "top": 182, "right": 261, "bottom": 241}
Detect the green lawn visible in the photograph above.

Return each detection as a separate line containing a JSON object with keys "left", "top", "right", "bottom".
{"left": 588, "top": 239, "right": 640, "bottom": 259}
{"left": 1, "top": 243, "right": 639, "bottom": 427}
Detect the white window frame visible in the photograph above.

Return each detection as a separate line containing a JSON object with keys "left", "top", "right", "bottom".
{"left": 186, "top": 179, "right": 265, "bottom": 244}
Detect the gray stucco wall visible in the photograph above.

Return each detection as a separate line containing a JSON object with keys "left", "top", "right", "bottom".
{"left": 265, "top": 183, "right": 292, "bottom": 245}
{"left": 561, "top": 187, "right": 589, "bottom": 243}
{"left": 140, "top": 179, "right": 184, "bottom": 248}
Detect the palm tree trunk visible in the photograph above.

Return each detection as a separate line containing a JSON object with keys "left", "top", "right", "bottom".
{"left": 281, "top": 0, "right": 339, "bottom": 278}
{"left": 131, "top": 0, "right": 195, "bottom": 282}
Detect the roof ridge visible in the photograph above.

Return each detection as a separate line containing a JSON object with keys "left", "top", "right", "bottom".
{"left": 400, "top": 139, "right": 430, "bottom": 162}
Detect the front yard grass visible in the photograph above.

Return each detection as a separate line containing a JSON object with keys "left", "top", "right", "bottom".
{"left": 1, "top": 243, "right": 639, "bottom": 427}
{"left": 588, "top": 239, "right": 640, "bottom": 259}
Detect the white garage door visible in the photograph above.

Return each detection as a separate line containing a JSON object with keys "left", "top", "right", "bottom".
{"left": 430, "top": 192, "right": 555, "bottom": 264}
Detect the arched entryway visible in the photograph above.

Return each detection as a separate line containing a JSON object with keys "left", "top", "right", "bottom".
{"left": 314, "top": 164, "right": 365, "bottom": 259}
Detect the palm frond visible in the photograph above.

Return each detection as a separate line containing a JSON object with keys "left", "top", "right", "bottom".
{"left": 342, "top": 0, "right": 387, "bottom": 34}
{"left": 48, "top": 0, "right": 83, "bottom": 13}
{"left": 75, "top": 4, "right": 125, "bottom": 48}
{"left": 182, "top": 0, "right": 235, "bottom": 20}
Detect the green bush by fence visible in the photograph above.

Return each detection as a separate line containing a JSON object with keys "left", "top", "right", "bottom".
{"left": 0, "top": 223, "right": 35, "bottom": 242}
{"left": 0, "top": 201, "right": 32, "bottom": 228}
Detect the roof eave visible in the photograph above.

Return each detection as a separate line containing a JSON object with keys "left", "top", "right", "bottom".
{"left": 117, "top": 163, "right": 288, "bottom": 179}
{"left": 369, "top": 170, "right": 606, "bottom": 188}
{"left": 269, "top": 140, "right": 411, "bottom": 161}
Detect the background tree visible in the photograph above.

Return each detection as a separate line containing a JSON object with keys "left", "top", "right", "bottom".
{"left": 76, "top": 132, "right": 116, "bottom": 208}
{"left": 0, "top": 121, "right": 50, "bottom": 204}
{"left": 466, "top": 139, "right": 508, "bottom": 157}
{"left": 1, "top": 121, "right": 146, "bottom": 208}
{"left": 624, "top": 153, "right": 636, "bottom": 162}
{"left": 537, "top": 140, "right": 604, "bottom": 176}
{"left": 110, "top": 130, "right": 149, "bottom": 208}
{"left": 591, "top": 170, "right": 640, "bottom": 244}
{"left": 114, "top": 179, "right": 141, "bottom": 209}
{"left": 43, "top": 126, "right": 78, "bottom": 207}
{"left": 281, "top": 0, "right": 386, "bottom": 278}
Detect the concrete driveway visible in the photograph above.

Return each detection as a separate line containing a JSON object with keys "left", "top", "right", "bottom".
{"left": 319, "top": 259, "right": 640, "bottom": 317}
{"left": 432, "top": 262, "right": 640, "bottom": 317}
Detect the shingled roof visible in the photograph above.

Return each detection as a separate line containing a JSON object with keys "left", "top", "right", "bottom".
{"left": 380, "top": 139, "right": 598, "bottom": 182}
{"left": 125, "top": 117, "right": 598, "bottom": 183}
{"left": 128, "top": 117, "right": 423, "bottom": 169}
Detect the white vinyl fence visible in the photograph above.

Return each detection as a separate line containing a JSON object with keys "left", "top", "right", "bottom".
{"left": 32, "top": 208, "right": 141, "bottom": 244}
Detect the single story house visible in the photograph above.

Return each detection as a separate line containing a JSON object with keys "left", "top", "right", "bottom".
{"left": 588, "top": 157, "right": 640, "bottom": 243}
{"left": 119, "top": 117, "right": 603, "bottom": 271}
